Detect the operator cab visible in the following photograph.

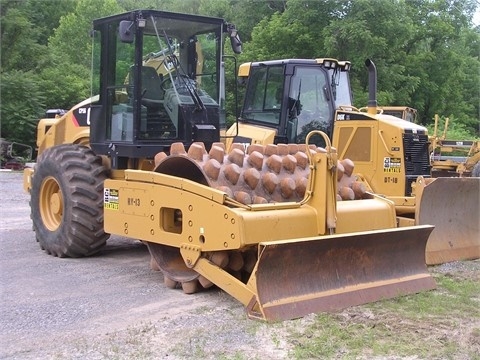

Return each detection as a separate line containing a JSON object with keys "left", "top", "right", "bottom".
{"left": 88, "top": 10, "right": 241, "bottom": 168}
{"left": 238, "top": 59, "right": 352, "bottom": 146}
{"left": 380, "top": 106, "right": 418, "bottom": 123}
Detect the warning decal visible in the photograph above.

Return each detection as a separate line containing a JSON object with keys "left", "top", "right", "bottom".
{"left": 104, "top": 188, "right": 119, "bottom": 210}
{"left": 383, "top": 157, "right": 401, "bottom": 173}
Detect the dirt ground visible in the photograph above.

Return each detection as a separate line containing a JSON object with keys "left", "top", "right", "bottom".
{"left": 0, "top": 170, "right": 478, "bottom": 359}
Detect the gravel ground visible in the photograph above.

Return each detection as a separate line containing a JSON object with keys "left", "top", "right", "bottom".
{"left": 0, "top": 170, "right": 292, "bottom": 359}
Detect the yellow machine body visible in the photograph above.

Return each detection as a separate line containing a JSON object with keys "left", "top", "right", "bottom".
{"left": 103, "top": 141, "right": 435, "bottom": 321}
{"left": 22, "top": 11, "right": 440, "bottom": 322}
{"left": 414, "top": 176, "right": 480, "bottom": 264}
{"left": 332, "top": 107, "right": 427, "bottom": 209}
{"left": 332, "top": 108, "right": 480, "bottom": 264}
{"left": 229, "top": 58, "right": 479, "bottom": 265}
{"left": 35, "top": 97, "right": 93, "bottom": 156}
{"left": 225, "top": 122, "right": 278, "bottom": 150}
{"left": 380, "top": 109, "right": 480, "bottom": 177}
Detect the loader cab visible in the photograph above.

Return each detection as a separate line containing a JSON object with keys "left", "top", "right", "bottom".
{"left": 88, "top": 10, "right": 241, "bottom": 169}
{"left": 230, "top": 59, "right": 352, "bottom": 147}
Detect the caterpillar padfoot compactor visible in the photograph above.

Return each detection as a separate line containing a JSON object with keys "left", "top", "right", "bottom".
{"left": 24, "top": 10, "right": 435, "bottom": 321}
{"left": 226, "top": 58, "right": 479, "bottom": 265}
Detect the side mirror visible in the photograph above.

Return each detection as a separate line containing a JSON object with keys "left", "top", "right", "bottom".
{"left": 286, "top": 118, "right": 298, "bottom": 143}
{"left": 227, "top": 25, "right": 242, "bottom": 54}
{"left": 119, "top": 21, "right": 134, "bottom": 43}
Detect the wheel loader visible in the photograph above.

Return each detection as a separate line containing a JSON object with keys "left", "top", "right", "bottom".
{"left": 226, "top": 58, "right": 479, "bottom": 265}
{"left": 24, "top": 10, "right": 436, "bottom": 321}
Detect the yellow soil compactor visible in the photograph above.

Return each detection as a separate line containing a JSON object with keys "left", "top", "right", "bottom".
{"left": 226, "top": 58, "right": 479, "bottom": 265}
{"left": 24, "top": 10, "right": 436, "bottom": 321}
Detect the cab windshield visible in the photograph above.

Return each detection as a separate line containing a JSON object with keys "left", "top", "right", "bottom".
{"left": 92, "top": 13, "right": 223, "bottom": 141}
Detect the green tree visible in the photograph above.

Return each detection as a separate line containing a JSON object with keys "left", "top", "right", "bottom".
{"left": 0, "top": 71, "right": 44, "bottom": 145}
{"left": 1, "top": 0, "right": 76, "bottom": 143}
{"left": 321, "top": 0, "right": 419, "bottom": 106}
{"left": 40, "top": 0, "right": 124, "bottom": 109}
{"left": 239, "top": 0, "right": 479, "bottom": 136}
{"left": 1, "top": 0, "right": 478, "bottom": 146}
{"left": 228, "top": 0, "right": 284, "bottom": 42}
{"left": 25, "top": 0, "right": 76, "bottom": 45}
{"left": 48, "top": 0, "right": 123, "bottom": 68}
{"left": 1, "top": 3, "right": 48, "bottom": 72}
{"left": 398, "top": 0, "right": 479, "bottom": 134}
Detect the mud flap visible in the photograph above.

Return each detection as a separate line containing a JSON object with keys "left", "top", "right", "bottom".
{"left": 247, "top": 225, "right": 436, "bottom": 321}
{"left": 416, "top": 177, "right": 480, "bottom": 265}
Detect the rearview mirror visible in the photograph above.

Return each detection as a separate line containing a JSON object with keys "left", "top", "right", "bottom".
{"left": 119, "top": 21, "right": 134, "bottom": 43}
{"left": 227, "top": 25, "right": 242, "bottom": 54}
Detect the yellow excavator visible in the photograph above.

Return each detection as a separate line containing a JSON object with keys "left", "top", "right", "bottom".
{"left": 226, "top": 58, "right": 479, "bottom": 265}
{"left": 24, "top": 10, "right": 436, "bottom": 321}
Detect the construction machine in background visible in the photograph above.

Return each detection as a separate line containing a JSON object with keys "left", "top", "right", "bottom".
{"left": 0, "top": 138, "right": 32, "bottom": 170}
{"left": 380, "top": 106, "right": 418, "bottom": 123}
{"left": 23, "top": 10, "right": 436, "bottom": 321}
{"left": 226, "top": 58, "right": 479, "bottom": 265}
{"left": 379, "top": 107, "right": 480, "bottom": 177}
{"left": 428, "top": 114, "right": 480, "bottom": 177}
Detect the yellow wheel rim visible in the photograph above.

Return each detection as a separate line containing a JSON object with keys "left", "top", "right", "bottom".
{"left": 39, "top": 176, "right": 63, "bottom": 231}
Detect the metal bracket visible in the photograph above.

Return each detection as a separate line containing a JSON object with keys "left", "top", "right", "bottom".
{"left": 180, "top": 243, "right": 201, "bottom": 268}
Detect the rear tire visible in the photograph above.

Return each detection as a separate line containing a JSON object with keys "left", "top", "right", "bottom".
{"left": 30, "top": 144, "right": 110, "bottom": 257}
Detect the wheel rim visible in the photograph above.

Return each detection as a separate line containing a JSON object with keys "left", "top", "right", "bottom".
{"left": 39, "top": 176, "right": 63, "bottom": 231}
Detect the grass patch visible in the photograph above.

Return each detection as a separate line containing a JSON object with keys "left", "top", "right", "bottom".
{"left": 367, "top": 274, "right": 480, "bottom": 319}
{"left": 288, "top": 272, "right": 480, "bottom": 359}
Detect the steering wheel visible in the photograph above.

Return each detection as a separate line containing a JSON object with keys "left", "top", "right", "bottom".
{"left": 299, "top": 108, "right": 326, "bottom": 122}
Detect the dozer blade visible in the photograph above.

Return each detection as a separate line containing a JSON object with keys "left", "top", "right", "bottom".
{"left": 416, "top": 177, "right": 480, "bottom": 265}
{"left": 248, "top": 226, "right": 435, "bottom": 322}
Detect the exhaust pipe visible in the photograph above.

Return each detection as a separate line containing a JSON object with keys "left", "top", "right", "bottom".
{"left": 365, "top": 59, "right": 378, "bottom": 114}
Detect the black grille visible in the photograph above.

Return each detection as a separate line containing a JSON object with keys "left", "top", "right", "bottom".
{"left": 403, "top": 133, "right": 431, "bottom": 195}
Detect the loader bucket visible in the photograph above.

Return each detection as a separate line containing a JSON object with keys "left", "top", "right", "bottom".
{"left": 416, "top": 177, "right": 480, "bottom": 265}
{"left": 248, "top": 225, "right": 435, "bottom": 321}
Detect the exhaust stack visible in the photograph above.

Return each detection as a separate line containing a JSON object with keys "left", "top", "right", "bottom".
{"left": 365, "top": 59, "right": 378, "bottom": 115}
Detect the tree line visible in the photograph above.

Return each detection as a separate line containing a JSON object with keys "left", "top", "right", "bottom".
{"left": 1, "top": 0, "right": 479, "bottom": 150}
